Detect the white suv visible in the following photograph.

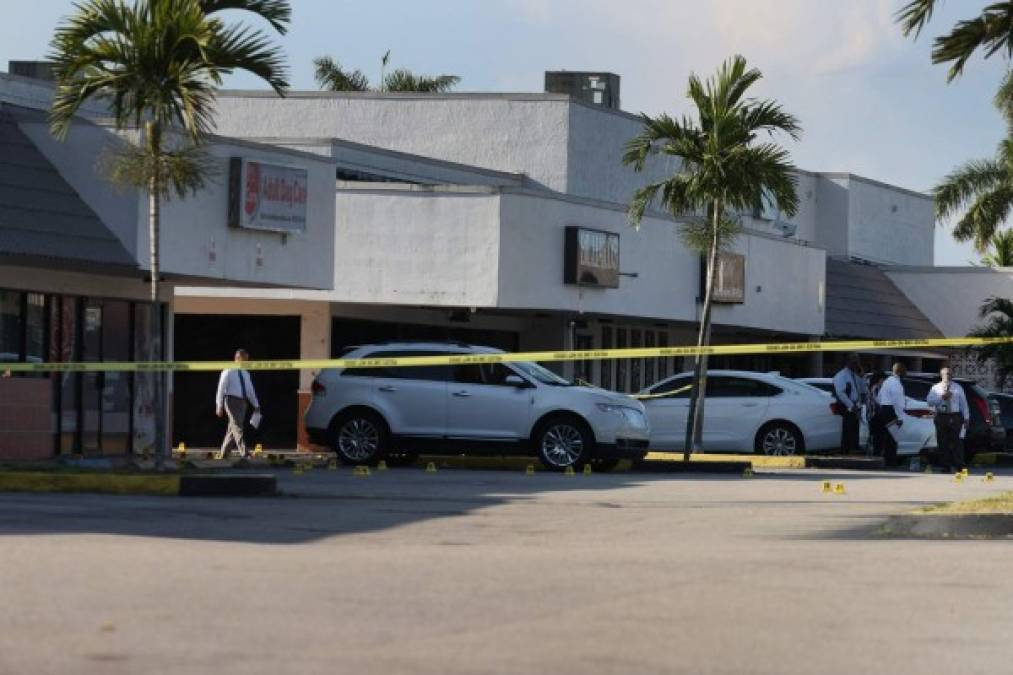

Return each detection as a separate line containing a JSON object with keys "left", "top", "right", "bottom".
{"left": 304, "top": 342, "right": 650, "bottom": 471}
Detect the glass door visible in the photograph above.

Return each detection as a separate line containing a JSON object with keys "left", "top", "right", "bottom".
{"left": 81, "top": 302, "right": 102, "bottom": 454}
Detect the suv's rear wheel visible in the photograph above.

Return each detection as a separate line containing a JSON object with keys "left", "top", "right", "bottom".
{"left": 332, "top": 410, "right": 388, "bottom": 465}
{"left": 535, "top": 416, "right": 594, "bottom": 470}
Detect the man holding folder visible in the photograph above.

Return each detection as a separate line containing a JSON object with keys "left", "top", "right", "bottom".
{"left": 873, "top": 362, "right": 907, "bottom": 467}
{"left": 215, "top": 348, "right": 261, "bottom": 460}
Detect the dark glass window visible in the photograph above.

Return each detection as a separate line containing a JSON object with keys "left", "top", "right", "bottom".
{"left": 453, "top": 362, "right": 516, "bottom": 386}
{"left": 651, "top": 376, "right": 693, "bottom": 397}
{"left": 616, "top": 329, "right": 628, "bottom": 392}
{"left": 574, "top": 333, "right": 593, "bottom": 384}
{"left": 58, "top": 297, "right": 80, "bottom": 454}
{"left": 707, "top": 377, "right": 781, "bottom": 398}
{"left": 644, "top": 331, "right": 656, "bottom": 386}
{"left": 601, "top": 326, "right": 613, "bottom": 391}
{"left": 0, "top": 290, "right": 22, "bottom": 362}
{"left": 630, "top": 329, "right": 642, "bottom": 392}
{"left": 658, "top": 333, "right": 669, "bottom": 381}
{"left": 344, "top": 351, "right": 450, "bottom": 381}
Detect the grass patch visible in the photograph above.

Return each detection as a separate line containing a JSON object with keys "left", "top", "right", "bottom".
{"left": 918, "top": 491, "right": 1013, "bottom": 515}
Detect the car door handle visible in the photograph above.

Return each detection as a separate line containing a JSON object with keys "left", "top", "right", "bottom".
{"left": 452, "top": 390, "right": 471, "bottom": 397}
{"left": 378, "top": 385, "right": 397, "bottom": 392}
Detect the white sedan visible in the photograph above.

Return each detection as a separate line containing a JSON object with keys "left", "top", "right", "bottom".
{"left": 640, "top": 370, "right": 844, "bottom": 455}
{"left": 795, "top": 377, "right": 936, "bottom": 456}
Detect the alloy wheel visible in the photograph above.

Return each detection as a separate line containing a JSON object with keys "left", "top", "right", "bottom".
{"left": 338, "top": 418, "right": 380, "bottom": 461}
{"left": 762, "top": 426, "right": 798, "bottom": 456}
{"left": 541, "top": 423, "right": 585, "bottom": 467}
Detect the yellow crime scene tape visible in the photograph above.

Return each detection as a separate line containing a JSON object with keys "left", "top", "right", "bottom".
{"left": 1, "top": 336, "right": 1009, "bottom": 374}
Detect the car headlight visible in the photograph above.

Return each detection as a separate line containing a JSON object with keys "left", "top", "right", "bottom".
{"left": 596, "top": 403, "right": 647, "bottom": 426}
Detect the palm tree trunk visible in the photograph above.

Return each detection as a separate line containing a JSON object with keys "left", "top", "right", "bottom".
{"left": 683, "top": 200, "right": 722, "bottom": 461}
{"left": 146, "top": 121, "right": 165, "bottom": 463}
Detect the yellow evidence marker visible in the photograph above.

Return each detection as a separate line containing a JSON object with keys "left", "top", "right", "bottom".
{"left": 833, "top": 483, "right": 846, "bottom": 495}
{"left": 821, "top": 480, "right": 832, "bottom": 494}
{"left": 985, "top": 472, "right": 995, "bottom": 482}
{"left": 525, "top": 464, "right": 535, "bottom": 475}
{"left": 425, "top": 462, "right": 438, "bottom": 473}
{"left": 564, "top": 466, "right": 575, "bottom": 476}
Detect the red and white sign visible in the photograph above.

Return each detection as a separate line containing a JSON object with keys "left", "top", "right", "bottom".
{"left": 229, "top": 158, "right": 308, "bottom": 233}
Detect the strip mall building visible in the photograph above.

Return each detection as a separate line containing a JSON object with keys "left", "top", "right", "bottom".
{"left": 2, "top": 66, "right": 1007, "bottom": 456}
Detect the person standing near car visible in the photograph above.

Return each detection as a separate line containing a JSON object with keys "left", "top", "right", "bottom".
{"left": 873, "top": 362, "right": 907, "bottom": 467}
{"left": 216, "top": 348, "right": 260, "bottom": 460}
{"left": 866, "top": 370, "right": 885, "bottom": 456}
{"left": 833, "top": 353, "right": 863, "bottom": 454}
{"left": 926, "top": 366, "right": 970, "bottom": 473}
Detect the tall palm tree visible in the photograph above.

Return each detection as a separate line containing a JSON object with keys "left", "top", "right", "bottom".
{"left": 314, "top": 52, "right": 460, "bottom": 93}
{"left": 935, "top": 74, "right": 1013, "bottom": 253}
{"left": 969, "top": 297, "right": 1013, "bottom": 389}
{"left": 897, "top": 0, "right": 1013, "bottom": 81}
{"left": 624, "top": 55, "right": 800, "bottom": 459}
{"left": 980, "top": 228, "right": 1013, "bottom": 265}
{"left": 49, "top": 0, "right": 291, "bottom": 459}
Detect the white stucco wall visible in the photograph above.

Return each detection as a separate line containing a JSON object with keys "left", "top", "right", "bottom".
{"left": 844, "top": 176, "right": 934, "bottom": 266}
{"left": 213, "top": 93, "right": 572, "bottom": 193}
{"left": 497, "top": 191, "right": 825, "bottom": 335}
{"left": 885, "top": 267, "right": 1013, "bottom": 336}
{"left": 145, "top": 138, "right": 335, "bottom": 289}
{"left": 331, "top": 186, "right": 502, "bottom": 306}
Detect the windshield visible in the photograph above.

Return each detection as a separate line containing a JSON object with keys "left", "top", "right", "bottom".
{"left": 512, "top": 361, "right": 572, "bottom": 386}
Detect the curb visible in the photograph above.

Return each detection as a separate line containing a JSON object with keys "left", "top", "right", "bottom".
{"left": 634, "top": 460, "right": 751, "bottom": 474}
{"left": 0, "top": 471, "right": 277, "bottom": 497}
{"left": 805, "top": 457, "right": 885, "bottom": 470}
{"left": 971, "top": 453, "right": 1013, "bottom": 467}
{"left": 882, "top": 513, "right": 1013, "bottom": 538}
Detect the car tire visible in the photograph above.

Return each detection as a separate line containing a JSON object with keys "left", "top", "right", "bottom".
{"left": 331, "top": 410, "right": 389, "bottom": 466}
{"left": 534, "top": 416, "right": 594, "bottom": 471}
{"left": 384, "top": 450, "right": 419, "bottom": 467}
{"left": 755, "top": 422, "right": 804, "bottom": 456}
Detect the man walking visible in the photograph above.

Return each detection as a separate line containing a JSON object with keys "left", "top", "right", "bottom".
{"left": 833, "top": 353, "right": 863, "bottom": 453}
{"left": 873, "top": 362, "right": 907, "bottom": 467}
{"left": 926, "top": 366, "right": 970, "bottom": 473}
{"left": 216, "top": 348, "right": 260, "bottom": 460}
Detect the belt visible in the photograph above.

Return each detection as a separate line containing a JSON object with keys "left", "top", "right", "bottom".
{"left": 936, "top": 412, "right": 962, "bottom": 417}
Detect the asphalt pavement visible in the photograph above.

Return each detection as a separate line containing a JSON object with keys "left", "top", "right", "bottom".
{"left": 1, "top": 466, "right": 1011, "bottom": 675}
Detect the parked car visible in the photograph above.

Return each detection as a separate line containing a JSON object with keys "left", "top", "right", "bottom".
{"left": 795, "top": 377, "right": 936, "bottom": 456}
{"left": 987, "top": 392, "right": 1013, "bottom": 450}
{"left": 899, "top": 373, "right": 1005, "bottom": 460}
{"left": 305, "top": 342, "right": 650, "bottom": 470}
{"left": 642, "top": 370, "right": 848, "bottom": 455}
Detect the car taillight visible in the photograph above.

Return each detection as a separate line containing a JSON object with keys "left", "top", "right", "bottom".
{"left": 829, "top": 402, "right": 843, "bottom": 415}
{"left": 311, "top": 380, "right": 326, "bottom": 397}
{"left": 973, "top": 396, "right": 990, "bottom": 426}
{"left": 905, "top": 408, "right": 934, "bottom": 419}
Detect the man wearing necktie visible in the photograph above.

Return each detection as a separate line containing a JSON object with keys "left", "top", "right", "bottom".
{"left": 215, "top": 348, "right": 261, "bottom": 460}
{"left": 832, "top": 353, "right": 863, "bottom": 454}
{"left": 926, "top": 366, "right": 970, "bottom": 473}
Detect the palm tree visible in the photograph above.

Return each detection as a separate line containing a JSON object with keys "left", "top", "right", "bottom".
{"left": 48, "top": 0, "right": 291, "bottom": 460}
{"left": 314, "top": 52, "right": 460, "bottom": 93}
{"left": 897, "top": 0, "right": 1013, "bottom": 81}
{"left": 623, "top": 55, "right": 800, "bottom": 459}
{"left": 969, "top": 297, "right": 1013, "bottom": 389}
{"left": 980, "top": 229, "right": 1013, "bottom": 265}
{"left": 935, "top": 74, "right": 1013, "bottom": 253}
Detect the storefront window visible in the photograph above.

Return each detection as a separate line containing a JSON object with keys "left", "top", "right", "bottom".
{"left": 630, "top": 329, "right": 642, "bottom": 392}
{"left": 0, "top": 290, "right": 22, "bottom": 363}
{"left": 600, "top": 326, "right": 613, "bottom": 391}
{"left": 616, "top": 329, "right": 627, "bottom": 392}
{"left": 644, "top": 331, "right": 656, "bottom": 387}
{"left": 101, "top": 301, "right": 131, "bottom": 454}
{"left": 658, "top": 333, "right": 670, "bottom": 381}
{"left": 25, "top": 293, "right": 46, "bottom": 366}
{"left": 59, "top": 296, "right": 79, "bottom": 454}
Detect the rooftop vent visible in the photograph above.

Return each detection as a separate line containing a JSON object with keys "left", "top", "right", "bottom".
{"left": 8, "top": 61, "right": 57, "bottom": 82}
{"left": 545, "top": 71, "right": 620, "bottom": 110}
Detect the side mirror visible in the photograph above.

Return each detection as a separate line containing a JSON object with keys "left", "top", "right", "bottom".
{"left": 505, "top": 375, "right": 530, "bottom": 388}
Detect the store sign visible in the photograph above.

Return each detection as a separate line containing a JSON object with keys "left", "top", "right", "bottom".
{"left": 701, "top": 252, "right": 746, "bottom": 304}
{"left": 228, "top": 157, "right": 308, "bottom": 233}
{"left": 563, "top": 226, "right": 620, "bottom": 288}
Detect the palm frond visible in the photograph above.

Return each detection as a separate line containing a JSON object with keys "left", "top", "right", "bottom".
{"left": 950, "top": 182, "right": 1013, "bottom": 252}
{"left": 896, "top": 0, "right": 938, "bottom": 38}
{"left": 199, "top": 0, "right": 292, "bottom": 34}
{"left": 934, "top": 158, "right": 1008, "bottom": 221}
{"left": 99, "top": 140, "right": 217, "bottom": 199}
{"left": 981, "top": 229, "right": 1013, "bottom": 266}
{"left": 383, "top": 68, "right": 460, "bottom": 93}
{"left": 313, "top": 55, "right": 369, "bottom": 91}
{"left": 933, "top": 6, "right": 1013, "bottom": 81}
{"left": 679, "top": 215, "right": 742, "bottom": 254}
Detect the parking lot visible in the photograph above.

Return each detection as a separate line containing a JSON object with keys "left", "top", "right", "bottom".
{"left": 1, "top": 466, "right": 1012, "bottom": 675}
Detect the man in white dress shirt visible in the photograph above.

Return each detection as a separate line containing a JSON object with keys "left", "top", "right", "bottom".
{"left": 215, "top": 349, "right": 260, "bottom": 460}
{"left": 832, "top": 353, "right": 863, "bottom": 453}
{"left": 873, "top": 362, "right": 907, "bottom": 467}
{"left": 926, "top": 366, "right": 970, "bottom": 473}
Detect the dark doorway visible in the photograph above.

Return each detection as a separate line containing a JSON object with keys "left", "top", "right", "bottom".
{"left": 173, "top": 315, "right": 300, "bottom": 449}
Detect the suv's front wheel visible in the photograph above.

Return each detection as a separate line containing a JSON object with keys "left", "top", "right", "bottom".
{"left": 332, "top": 410, "right": 389, "bottom": 465}
{"left": 535, "top": 416, "right": 594, "bottom": 470}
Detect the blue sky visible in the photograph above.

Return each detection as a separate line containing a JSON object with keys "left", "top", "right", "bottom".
{"left": 2, "top": 0, "right": 1010, "bottom": 265}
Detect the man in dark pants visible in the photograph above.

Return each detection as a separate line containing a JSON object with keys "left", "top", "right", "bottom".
{"left": 926, "top": 366, "right": 969, "bottom": 472}
{"left": 873, "top": 362, "right": 907, "bottom": 467}
{"left": 832, "top": 353, "right": 863, "bottom": 453}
